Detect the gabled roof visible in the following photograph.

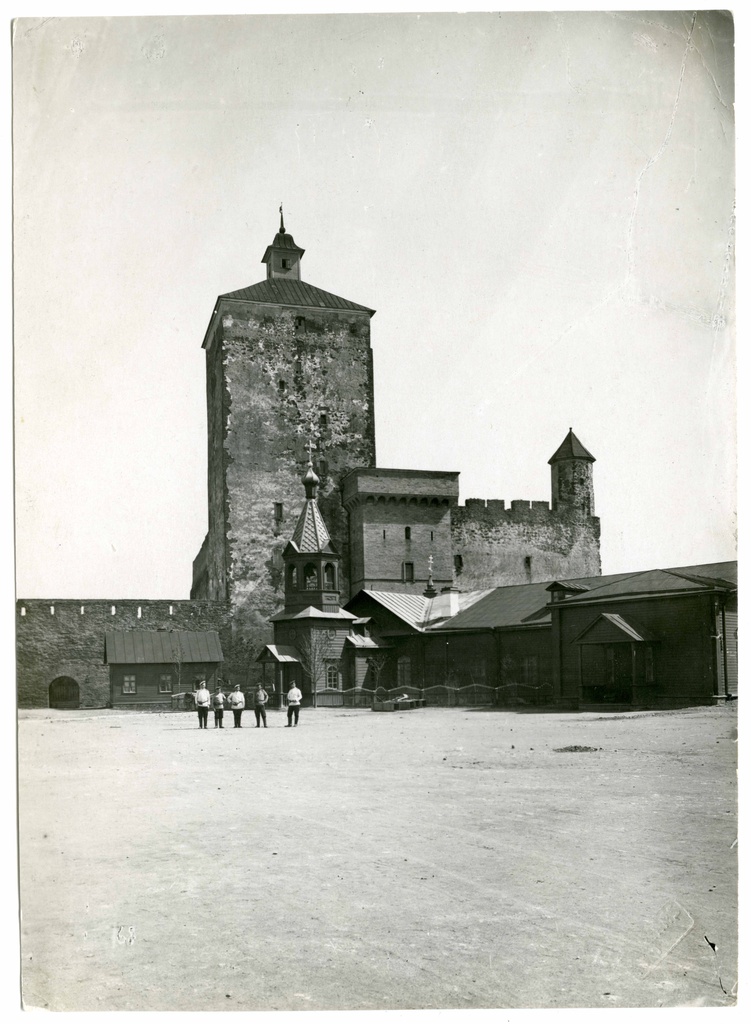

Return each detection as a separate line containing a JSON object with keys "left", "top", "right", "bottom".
{"left": 344, "top": 560, "right": 737, "bottom": 635}
{"left": 257, "top": 644, "right": 301, "bottom": 664}
{"left": 219, "top": 278, "right": 375, "bottom": 315}
{"left": 352, "top": 591, "right": 429, "bottom": 629}
{"left": 437, "top": 581, "right": 558, "bottom": 631}
{"left": 664, "top": 562, "right": 737, "bottom": 588}
{"left": 345, "top": 635, "right": 392, "bottom": 650}
{"left": 548, "top": 429, "right": 595, "bottom": 464}
{"left": 105, "top": 630, "right": 223, "bottom": 664}
{"left": 347, "top": 589, "right": 490, "bottom": 631}
{"left": 574, "top": 613, "right": 657, "bottom": 644}
{"left": 269, "top": 606, "right": 358, "bottom": 622}
{"left": 546, "top": 580, "right": 590, "bottom": 594}
{"left": 562, "top": 563, "right": 737, "bottom": 604}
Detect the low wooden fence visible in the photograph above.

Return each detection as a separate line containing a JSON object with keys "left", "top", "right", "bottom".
{"left": 309, "top": 683, "right": 553, "bottom": 708}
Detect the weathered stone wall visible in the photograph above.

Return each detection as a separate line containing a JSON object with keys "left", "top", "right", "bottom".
{"left": 451, "top": 499, "right": 601, "bottom": 590}
{"left": 551, "top": 459, "right": 595, "bottom": 516}
{"left": 197, "top": 300, "right": 376, "bottom": 626}
{"left": 16, "top": 599, "right": 231, "bottom": 708}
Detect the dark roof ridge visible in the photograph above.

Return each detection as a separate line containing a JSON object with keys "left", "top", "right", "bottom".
{"left": 661, "top": 568, "right": 736, "bottom": 590}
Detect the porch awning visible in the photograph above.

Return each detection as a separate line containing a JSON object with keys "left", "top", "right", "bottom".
{"left": 256, "top": 644, "right": 301, "bottom": 663}
{"left": 574, "top": 613, "right": 657, "bottom": 645}
{"left": 345, "top": 635, "right": 392, "bottom": 650}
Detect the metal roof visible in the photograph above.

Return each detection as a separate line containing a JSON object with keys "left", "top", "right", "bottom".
{"left": 350, "top": 589, "right": 491, "bottom": 631}
{"left": 345, "top": 635, "right": 392, "bottom": 650}
{"left": 257, "top": 644, "right": 301, "bottom": 664}
{"left": 357, "top": 591, "right": 429, "bottom": 629}
{"left": 219, "top": 278, "right": 375, "bottom": 315}
{"left": 548, "top": 429, "right": 596, "bottom": 464}
{"left": 289, "top": 498, "right": 333, "bottom": 553}
{"left": 268, "top": 606, "right": 358, "bottom": 622}
{"left": 436, "top": 572, "right": 642, "bottom": 631}
{"left": 442, "top": 560, "right": 737, "bottom": 630}
{"left": 262, "top": 231, "right": 305, "bottom": 260}
{"left": 105, "top": 630, "right": 223, "bottom": 664}
{"left": 562, "top": 564, "right": 737, "bottom": 604}
{"left": 664, "top": 562, "right": 737, "bottom": 588}
{"left": 438, "top": 582, "right": 556, "bottom": 631}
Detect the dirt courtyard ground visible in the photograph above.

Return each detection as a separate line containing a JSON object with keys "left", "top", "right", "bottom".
{"left": 17, "top": 702, "right": 737, "bottom": 1011}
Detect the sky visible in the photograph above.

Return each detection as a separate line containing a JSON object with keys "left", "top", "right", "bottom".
{"left": 11, "top": 8, "right": 736, "bottom": 599}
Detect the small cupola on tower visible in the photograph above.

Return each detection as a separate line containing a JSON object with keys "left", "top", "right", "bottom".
{"left": 548, "top": 428, "right": 596, "bottom": 517}
{"left": 262, "top": 205, "right": 305, "bottom": 281}
{"left": 281, "top": 449, "right": 341, "bottom": 614}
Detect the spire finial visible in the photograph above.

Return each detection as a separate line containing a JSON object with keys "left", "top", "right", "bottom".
{"left": 302, "top": 439, "right": 320, "bottom": 499}
{"left": 279, "top": 203, "right": 285, "bottom": 234}
{"left": 423, "top": 554, "right": 437, "bottom": 598}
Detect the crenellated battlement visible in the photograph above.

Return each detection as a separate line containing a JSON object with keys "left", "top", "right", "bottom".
{"left": 456, "top": 497, "right": 559, "bottom": 522}
{"left": 16, "top": 598, "right": 224, "bottom": 623}
{"left": 15, "top": 598, "right": 232, "bottom": 709}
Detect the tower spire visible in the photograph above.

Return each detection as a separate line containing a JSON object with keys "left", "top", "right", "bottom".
{"left": 302, "top": 440, "right": 320, "bottom": 500}
{"left": 262, "top": 209, "right": 304, "bottom": 280}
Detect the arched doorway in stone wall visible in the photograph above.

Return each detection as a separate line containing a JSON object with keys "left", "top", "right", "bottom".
{"left": 48, "top": 677, "right": 80, "bottom": 709}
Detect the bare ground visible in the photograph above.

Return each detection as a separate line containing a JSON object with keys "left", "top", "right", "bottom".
{"left": 17, "top": 702, "right": 737, "bottom": 1011}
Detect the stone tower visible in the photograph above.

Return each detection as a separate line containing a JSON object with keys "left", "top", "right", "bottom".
{"left": 548, "top": 428, "right": 596, "bottom": 517}
{"left": 191, "top": 212, "right": 377, "bottom": 636}
{"left": 449, "top": 429, "right": 601, "bottom": 589}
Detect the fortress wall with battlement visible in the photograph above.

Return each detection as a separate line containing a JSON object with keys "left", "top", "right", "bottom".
{"left": 16, "top": 600, "right": 231, "bottom": 708}
{"left": 451, "top": 498, "right": 601, "bottom": 589}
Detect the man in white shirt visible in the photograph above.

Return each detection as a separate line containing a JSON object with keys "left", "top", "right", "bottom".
{"left": 286, "top": 684, "right": 303, "bottom": 727}
{"left": 228, "top": 684, "right": 245, "bottom": 728}
{"left": 195, "top": 679, "right": 210, "bottom": 729}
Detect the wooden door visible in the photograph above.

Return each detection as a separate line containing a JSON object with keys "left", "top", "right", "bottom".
{"left": 49, "top": 677, "right": 80, "bottom": 709}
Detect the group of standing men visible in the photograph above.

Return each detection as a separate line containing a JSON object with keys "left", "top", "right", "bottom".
{"left": 193, "top": 680, "right": 303, "bottom": 729}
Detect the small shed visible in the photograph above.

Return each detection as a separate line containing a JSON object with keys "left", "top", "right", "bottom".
{"left": 105, "top": 630, "right": 223, "bottom": 707}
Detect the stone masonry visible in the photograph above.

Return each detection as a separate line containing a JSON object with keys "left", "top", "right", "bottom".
{"left": 16, "top": 600, "right": 231, "bottom": 708}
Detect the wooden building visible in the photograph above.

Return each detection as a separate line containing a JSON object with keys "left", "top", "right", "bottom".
{"left": 105, "top": 630, "right": 223, "bottom": 708}
{"left": 549, "top": 562, "right": 737, "bottom": 708}
{"left": 343, "top": 561, "right": 737, "bottom": 709}
{"left": 258, "top": 457, "right": 358, "bottom": 706}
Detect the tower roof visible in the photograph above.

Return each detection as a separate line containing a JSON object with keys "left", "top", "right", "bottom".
{"left": 262, "top": 204, "right": 305, "bottom": 264}
{"left": 287, "top": 459, "right": 337, "bottom": 555}
{"left": 219, "top": 278, "right": 375, "bottom": 315}
{"left": 548, "top": 429, "right": 595, "bottom": 465}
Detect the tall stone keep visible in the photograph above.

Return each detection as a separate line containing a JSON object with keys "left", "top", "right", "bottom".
{"left": 191, "top": 212, "right": 377, "bottom": 632}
